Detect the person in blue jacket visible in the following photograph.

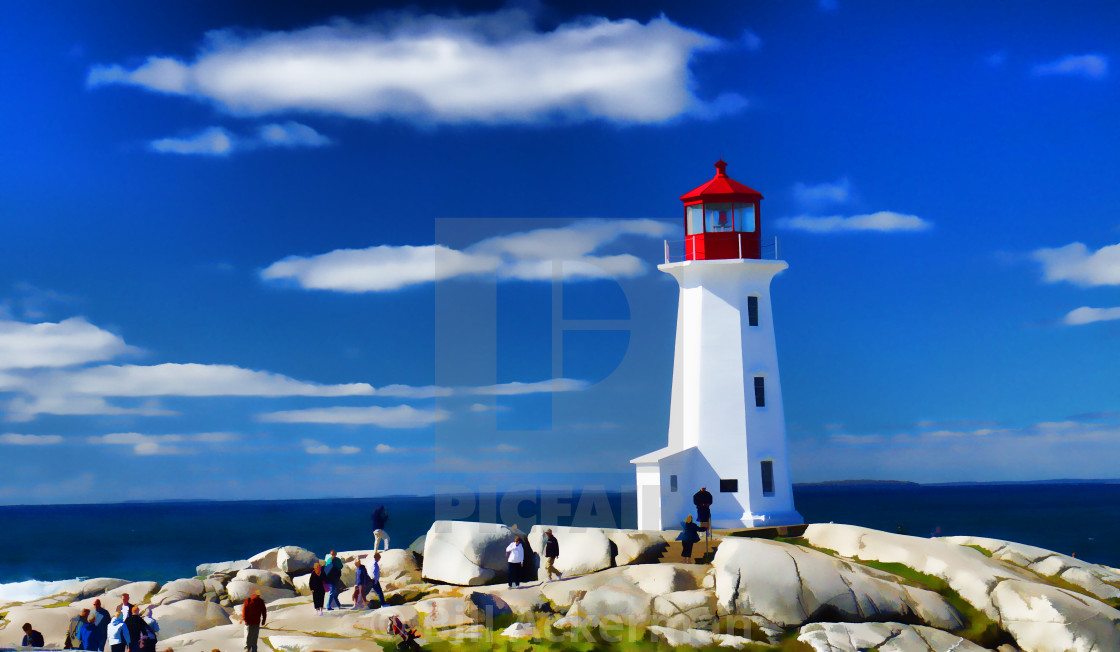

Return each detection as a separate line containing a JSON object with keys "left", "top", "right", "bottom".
{"left": 21, "top": 623, "right": 45, "bottom": 648}
{"left": 79, "top": 614, "right": 98, "bottom": 651}
{"left": 91, "top": 599, "right": 111, "bottom": 651}
{"left": 677, "top": 515, "right": 707, "bottom": 560}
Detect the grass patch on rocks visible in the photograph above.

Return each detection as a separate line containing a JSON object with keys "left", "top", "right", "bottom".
{"left": 963, "top": 544, "right": 993, "bottom": 558}
{"left": 854, "top": 560, "right": 1016, "bottom": 649}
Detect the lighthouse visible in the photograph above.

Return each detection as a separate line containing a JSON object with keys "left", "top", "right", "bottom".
{"left": 632, "top": 160, "right": 803, "bottom": 530}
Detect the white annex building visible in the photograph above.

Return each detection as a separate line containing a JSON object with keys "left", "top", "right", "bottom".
{"left": 632, "top": 160, "right": 803, "bottom": 531}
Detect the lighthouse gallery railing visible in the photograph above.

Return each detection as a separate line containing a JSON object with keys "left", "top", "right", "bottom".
{"left": 663, "top": 236, "right": 780, "bottom": 264}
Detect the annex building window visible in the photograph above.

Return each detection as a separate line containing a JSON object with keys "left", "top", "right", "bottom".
{"left": 670, "top": 475, "right": 678, "bottom": 492}
{"left": 754, "top": 376, "right": 765, "bottom": 407}
{"left": 720, "top": 479, "right": 738, "bottom": 493}
{"left": 761, "top": 461, "right": 775, "bottom": 496}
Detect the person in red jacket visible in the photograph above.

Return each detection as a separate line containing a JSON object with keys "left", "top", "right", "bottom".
{"left": 241, "top": 591, "right": 267, "bottom": 652}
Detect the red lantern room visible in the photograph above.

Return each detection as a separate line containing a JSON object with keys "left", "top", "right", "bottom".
{"left": 680, "top": 160, "right": 763, "bottom": 260}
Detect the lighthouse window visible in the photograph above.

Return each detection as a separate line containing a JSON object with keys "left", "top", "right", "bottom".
{"left": 734, "top": 203, "right": 756, "bottom": 232}
{"left": 686, "top": 205, "right": 704, "bottom": 235}
{"left": 719, "top": 479, "right": 738, "bottom": 493}
{"left": 754, "top": 376, "right": 766, "bottom": 407}
{"left": 670, "top": 475, "right": 678, "bottom": 492}
{"left": 747, "top": 296, "right": 759, "bottom": 326}
{"left": 705, "top": 203, "right": 734, "bottom": 232}
{"left": 761, "top": 461, "right": 775, "bottom": 496}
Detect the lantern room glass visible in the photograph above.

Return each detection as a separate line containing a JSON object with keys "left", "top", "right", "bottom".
{"left": 734, "top": 203, "right": 756, "bottom": 232}
{"left": 686, "top": 205, "right": 703, "bottom": 235}
{"left": 705, "top": 203, "right": 734, "bottom": 232}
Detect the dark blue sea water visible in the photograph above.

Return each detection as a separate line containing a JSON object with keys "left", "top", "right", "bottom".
{"left": 1, "top": 483, "right": 1116, "bottom": 597}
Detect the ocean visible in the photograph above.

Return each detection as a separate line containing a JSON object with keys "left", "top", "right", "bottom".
{"left": 1, "top": 482, "right": 1116, "bottom": 601}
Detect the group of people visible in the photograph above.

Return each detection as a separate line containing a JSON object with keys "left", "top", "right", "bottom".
{"left": 502, "top": 528, "right": 562, "bottom": 589}
{"left": 306, "top": 549, "right": 388, "bottom": 615}
{"left": 677, "top": 487, "right": 714, "bottom": 560}
{"left": 30, "top": 593, "right": 163, "bottom": 652}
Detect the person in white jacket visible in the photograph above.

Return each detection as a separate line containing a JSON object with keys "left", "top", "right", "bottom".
{"left": 505, "top": 537, "right": 525, "bottom": 588}
{"left": 105, "top": 609, "right": 130, "bottom": 652}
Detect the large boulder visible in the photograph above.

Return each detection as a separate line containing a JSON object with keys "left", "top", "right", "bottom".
{"left": 58, "top": 578, "right": 131, "bottom": 601}
{"left": 942, "top": 535, "right": 1120, "bottom": 602}
{"left": 990, "top": 578, "right": 1120, "bottom": 652}
{"left": 565, "top": 576, "right": 654, "bottom": 626}
{"left": 233, "top": 568, "right": 294, "bottom": 591}
{"left": 377, "top": 549, "right": 423, "bottom": 589}
{"left": 413, "top": 596, "right": 483, "bottom": 629}
{"left": 71, "top": 581, "right": 161, "bottom": 611}
{"left": 527, "top": 525, "right": 613, "bottom": 580}
{"left": 797, "top": 622, "right": 989, "bottom": 652}
{"left": 712, "top": 537, "right": 963, "bottom": 632}
{"left": 224, "top": 580, "right": 296, "bottom": 604}
{"left": 150, "top": 598, "right": 233, "bottom": 640}
{"left": 620, "top": 563, "right": 700, "bottom": 595}
{"left": 196, "top": 559, "right": 250, "bottom": 576}
{"left": 247, "top": 546, "right": 317, "bottom": 575}
{"left": 606, "top": 530, "right": 670, "bottom": 566}
{"left": 652, "top": 589, "right": 717, "bottom": 630}
{"left": 150, "top": 578, "right": 206, "bottom": 606}
{"left": 421, "top": 521, "right": 519, "bottom": 586}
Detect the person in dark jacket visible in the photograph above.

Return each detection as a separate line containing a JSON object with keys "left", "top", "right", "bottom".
{"left": 21, "top": 623, "right": 45, "bottom": 648}
{"left": 241, "top": 591, "right": 267, "bottom": 652}
{"left": 66, "top": 609, "right": 90, "bottom": 649}
{"left": 124, "top": 606, "right": 152, "bottom": 652}
{"left": 693, "top": 487, "right": 713, "bottom": 526}
{"left": 543, "top": 529, "right": 561, "bottom": 581}
{"left": 309, "top": 562, "right": 326, "bottom": 615}
{"left": 369, "top": 552, "right": 385, "bottom": 609}
{"left": 371, "top": 506, "right": 389, "bottom": 551}
{"left": 139, "top": 607, "right": 158, "bottom": 652}
{"left": 677, "top": 515, "right": 707, "bottom": 560}
{"left": 92, "top": 599, "right": 111, "bottom": 651}
{"left": 324, "top": 550, "right": 343, "bottom": 610}
{"left": 351, "top": 560, "right": 372, "bottom": 610}
{"left": 79, "top": 614, "right": 98, "bottom": 651}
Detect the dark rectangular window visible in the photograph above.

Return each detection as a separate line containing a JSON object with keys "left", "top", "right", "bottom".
{"left": 669, "top": 475, "right": 678, "bottom": 492}
{"left": 747, "top": 296, "right": 759, "bottom": 326}
{"left": 761, "top": 461, "right": 775, "bottom": 496}
{"left": 754, "top": 376, "right": 765, "bottom": 407}
{"left": 720, "top": 479, "right": 738, "bottom": 493}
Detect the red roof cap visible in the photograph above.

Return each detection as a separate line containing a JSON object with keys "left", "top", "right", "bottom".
{"left": 680, "top": 159, "right": 763, "bottom": 202}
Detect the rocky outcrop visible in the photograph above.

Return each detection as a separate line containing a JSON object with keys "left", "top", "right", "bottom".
{"left": 59, "top": 577, "right": 131, "bottom": 601}
{"left": 152, "top": 598, "right": 234, "bottom": 640}
{"left": 796, "top": 622, "right": 989, "bottom": 652}
{"left": 150, "top": 578, "right": 206, "bottom": 605}
{"left": 248, "top": 546, "right": 319, "bottom": 576}
{"left": 421, "top": 521, "right": 519, "bottom": 585}
{"left": 527, "top": 525, "right": 613, "bottom": 580}
{"left": 196, "top": 559, "right": 250, "bottom": 576}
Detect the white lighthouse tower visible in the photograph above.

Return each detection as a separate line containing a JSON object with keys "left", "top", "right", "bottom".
{"left": 632, "top": 160, "right": 803, "bottom": 530}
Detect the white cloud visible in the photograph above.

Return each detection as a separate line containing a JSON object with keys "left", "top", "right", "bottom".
{"left": 262, "top": 219, "right": 673, "bottom": 292}
{"left": 87, "top": 9, "right": 737, "bottom": 125}
{"left": 150, "top": 122, "right": 330, "bottom": 156}
{"left": 777, "top": 211, "right": 932, "bottom": 233}
{"left": 1032, "top": 54, "right": 1108, "bottom": 80}
{"left": 257, "top": 404, "right": 449, "bottom": 428}
{"left": 302, "top": 439, "right": 361, "bottom": 455}
{"left": 472, "top": 378, "right": 588, "bottom": 395}
{"left": 792, "top": 178, "right": 851, "bottom": 208}
{"left": 0, "top": 433, "right": 64, "bottom": 445}
{"left": 0, "top": 318, "right": 133, "bottom": 370}
{"left": 1031, "top": 242, "right": 1120, "bottom": 287}
{"left": 1063, "top": 306, "right": 1120, "bottom": 326}
{"left": 258, "top": 122, "right": 332, "bottom": 147}
{"left": 3, "top": 396, "right": 175, "bottom": 422}
{"left": 150, "top": 127, "right": 234, "bottom": 156}
{"left": 87, "top": 431, "right": 238, "bottom": 456}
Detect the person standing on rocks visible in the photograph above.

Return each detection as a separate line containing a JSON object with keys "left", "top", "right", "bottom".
{"left": 79, "top": 614, "right": 97, "bottom": 651}
{"left": 369, "top": 552, "right": 385, "bottom": 609}
{"left": 371, "top": 506, "right": 390, "bottom": 552}
{"left": 543, "top": 529, "right": 561, "bottom": 581}
{"left": 692, "top": 487, "right": 713, "bottom": 527}
{"left": 66, "top": 608, "right": 90, "bottom": 649}
{"left": 505, "top": 536, "right": 525, "bottom": 588}
{"left": 21, "top": 622, "right": 45, "bottom": 648}
{"left": 118, "top": 594, "right": 133, "bottom": 620}
{"left": 309, "top": 562, "right": 326, "bottom": 615}
{"left": 140, "top": 607, "right": 159, "bottom": 652}
{"left": 105, "top": 608, "right": 130, "bottom": 652}
{"left": 324, "top": 550, "right": 343, "bottom": 611}
{"left": 677, "top": 515, "right": 707, "bottom": 561}
{"left": 241, "top": 590, "right": 267, "bottom": 652}
{"left": 124, "top": 606, "right": 153, "bottom": 652}
{"left": 351, "top": 559, "right": 372, "bottom": 610}
{"left": 91, "top": 599, "right": 111, "bottom": 651}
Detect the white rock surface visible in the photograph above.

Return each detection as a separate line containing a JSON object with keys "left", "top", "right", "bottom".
{"left": 196, "top": 559, "right": 251, "bottom": 576}
{"left": 712, "top": 537, "right": 963, "bottom": 631}
{"left": 647, "top": 625, "right": 754, "bottom": 649}
{"left": 225, "top": 579, "right": 296, "bottom": 604}
{"left": 500, "top": 622, "right": 535, "bottom": 638}
{"left": 652, "top": 589, "right": 717, "bottom": 630}
{"left": 71, "top": 580, "right": 161, "bottom": 611}
{"left": 0, "top": 604, "right": 85, "bottom": 647}
{"left": 621, "top": 563, "right": 701, "bottom": 595}
{"left": 565, "top": 576, "right": 653, "bottom": 626}
{"left": 528, "top": 525, "right": 613, "bottom": 579}
{"left": 421, "top": 521, "right": 519, "bottom": 585}
{"left": 151, "top": 578, "right": 207, "bottom": 606}
{"left": 367, "top": 604, "right": 420, "bottom": 634}
{"left": 990, "top": 578, "right": 1120, "bottom": 652}
{"left": 151, "top": 598, "right": 234, "bottom": 640}
{"left": 59, "top": 578, "right": 131, "bottom": 600}
{"left": 607, "top": 530, "right": 671, "bottom": 566}
{"left": 248, "top": 546, "right": 318, "bottom": 576}
{"left": 797, "top": 622, "right": 988, "bottom": 652}
{"left": 234, "top": 568, "right": 295, "bottom": 590}
{"left": 413, "top": 596, "right": 482, "bottom": 629}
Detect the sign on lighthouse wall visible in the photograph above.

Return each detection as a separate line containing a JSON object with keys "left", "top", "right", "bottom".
{"left": 632, "top": 160, "right": 803, "bottom": 531}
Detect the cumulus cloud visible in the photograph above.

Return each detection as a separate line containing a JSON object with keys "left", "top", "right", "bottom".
{"left": 0, "top": 433, "right": 64, "bottom": 445}
{"left": 150, "top": 127, "right": 234, "bottom": 156}
{"left": 1032, "top": 54, "right": 1108, "bottom": 79}
{"left": 1063, "top": 306, "right": 1120, "bottom": 326}
{"left": 87, "top": 9, "right": 738, "bottom": 125}
{"left": 792, "top": 178, "right": 851, "bottom": 208}
{"left": 777, "top": 211, "right": 931, "bottom": 233}
{"left": 302, "top": 439, "right": 361, "bottom": 455}
{"left": 1031, "top": 242, "right": 1120, "bottom": 287}
{"left": 257, "top": 404, "right": 449, "bottom": 428}
{"left": 262, "top": 219, "right": 673, "bottom": 292}
{"left": 149, "top": 122, "right": 330, "bottom": 156}
{"left": 0, "top": 318, "right": 133, "bottom": 370}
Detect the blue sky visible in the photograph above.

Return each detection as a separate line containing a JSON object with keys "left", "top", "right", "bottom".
{"left": 3, "top": 0, "right": 1120, "bottom": 504}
